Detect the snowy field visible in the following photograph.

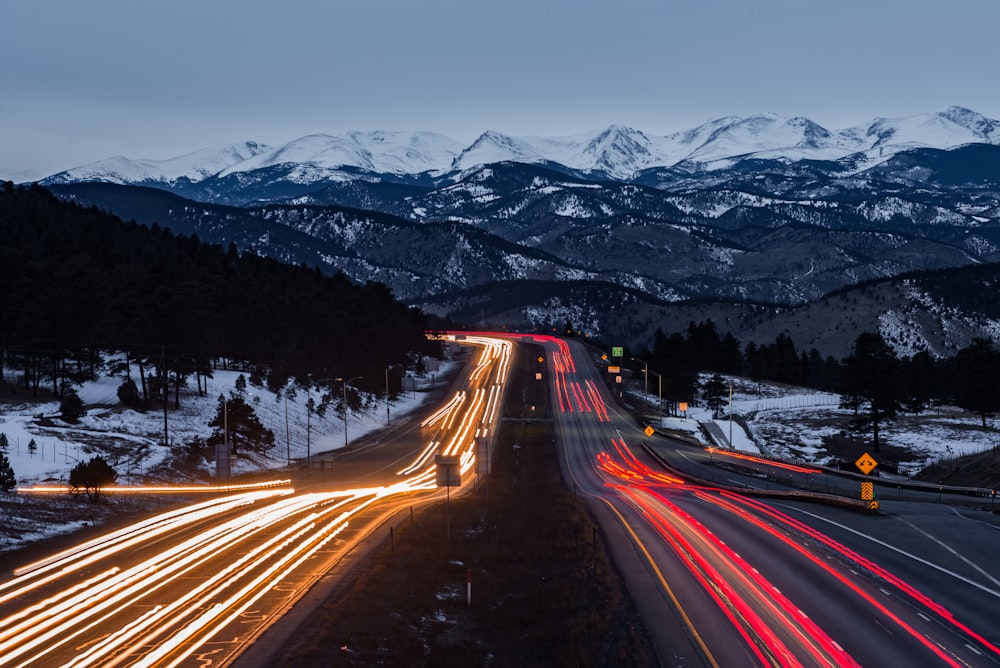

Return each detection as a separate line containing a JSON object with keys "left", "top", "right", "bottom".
{"left": 4, "top": 362, "right": 997, "bottom": 488}
{"left": 634, "top": 374, "right": 999, "bottom": 477}
{"left": 1, "top": 357, "right": 459, "bottom": 488}
{"left": 2, "top": 355, "right": 998, "bottom": 555}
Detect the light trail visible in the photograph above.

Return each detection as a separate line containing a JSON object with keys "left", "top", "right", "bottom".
{"left": 716, "top": 492, "right": 1000, "bottom": 662}
{"left": 596, "top": 434, "right": 991, "bottom": 666}
{"left": 17, "top": 479, "right": 293, "bottom": 495}
{"left": 9, "top": 489, "right": 292, "bottom": 580}
{"left": 706, "top": 448, "right": 819, "bottom": 475}
{"left": 0, "top": 331, "right": 512, "bottom": 666}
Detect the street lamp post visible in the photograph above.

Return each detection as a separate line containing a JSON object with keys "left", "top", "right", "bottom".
{"left": 385, "top": 366, "right": 391, "bottom": 426}
{"left": 385, "top": 364, "right": 402, "bottom": 426}
{"left": 632, "top": 357, "right": 663, "bottom": 427}
{"left": 305, "top": 389, "right": 312, "bottom": 469}
{"left": 337, "top": 376, "right": 364, "bottom": 449}
{"left": 632, "top": 357, "right": 649, "bottom": 397}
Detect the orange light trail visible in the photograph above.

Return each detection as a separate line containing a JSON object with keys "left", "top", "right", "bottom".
{"left": 706, "top": 448, "right": 819, "bottom": 474}
{"left": 16, "top": 478, "right": 294, "bottom": 494}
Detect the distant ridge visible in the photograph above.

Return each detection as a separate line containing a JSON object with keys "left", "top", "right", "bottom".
{"left": 39, "top": 106, "right": 1000, "bottom": 187}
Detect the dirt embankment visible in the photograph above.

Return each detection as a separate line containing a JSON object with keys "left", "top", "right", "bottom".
{"left": 913, "top": 445, "right": 1000, "bottom": 489}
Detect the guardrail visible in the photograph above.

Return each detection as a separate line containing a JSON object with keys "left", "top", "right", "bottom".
{"left": 639, "top": 441, "right": 874, "bottom": 513}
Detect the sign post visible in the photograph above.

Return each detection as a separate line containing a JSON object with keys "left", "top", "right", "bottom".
{"left": 855, "top": 452, "right": 879, "bottom": 511}
{"left": 436, "top": 455, "right": 462, "bottom": 540}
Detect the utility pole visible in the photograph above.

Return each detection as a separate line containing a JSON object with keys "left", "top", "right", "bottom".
{"left": 161, "top": 345, "right": 168, "bottom": 449}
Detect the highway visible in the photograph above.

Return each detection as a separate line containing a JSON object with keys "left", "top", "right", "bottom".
{"left": 3, "top": 331, "right": 1000, "bottom": 667}
{"left": 524, "top": 333, "right": 1000, "bottom": 667}
{"left": 0, "top": 335, "right": 511, "bottom": 668}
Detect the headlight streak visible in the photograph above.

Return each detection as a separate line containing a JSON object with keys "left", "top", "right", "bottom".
{"left": 128, "top": 513, "right": 357, "bottom": 668}
{"left": 420, "top": 391, "right": 465, "bottom": 428}
{"left": 0, "top": 492, "right": 379, "bottom": 667}
{"left": 0, "top": 568, "right": 121, "bottom": 642}
{"left": 397, "top": 439, "right": 440, "bottom": 475}
{"left": 9, "top": 489, "right": 291, "bottom": 581}
{"left": 441, "top": 388, "right": 486, "bottom": 457}
{"left": 0, "top": 334, "right": 511, "bottom": 667}
{"left": 69, "top": 495, "right": 357, "bottom": 668}
{"left": 60, "top": 605, "right": 165, "bottom": 668}
{"left": 15, "top": 479, "right": 293, "bottom": 495}
{"left": 0, "top": 496, "right": 330, "bottom": 664}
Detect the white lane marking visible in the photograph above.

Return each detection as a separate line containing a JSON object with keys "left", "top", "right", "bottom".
{"left": 897, "top": 517, "right": 1000, "bottom": 590}
{"left": 951, "top": 506, "right": 1000, "bottom": 532}
{"left": 778, "top": 505, "right": 1000, "bottom": 600}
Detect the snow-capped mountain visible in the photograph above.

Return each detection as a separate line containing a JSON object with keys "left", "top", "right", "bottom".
{"left": 216, "top": 131, "right": 465, "bottom": 180}
{"left": 43, "top": 141, "right": 272, "bottom": 185}
{"left": 38, "top": 107, "right": 1000, "bottom": 191}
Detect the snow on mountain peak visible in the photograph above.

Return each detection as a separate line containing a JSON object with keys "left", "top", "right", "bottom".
{"left": 37, "top": 107, "right": 1000, "bottom": 187}
{"left": 219, "top": 131, "right": 463, "bottom": 178}
{"left": 43, "top": 141, "right": 271, "bottom": 185}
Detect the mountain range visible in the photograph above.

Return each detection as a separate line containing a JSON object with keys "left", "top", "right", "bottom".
{"left": 35, "top": 106, "right": 1000, "bottom": 357}
{"left": 42, "top": 106, "right": 1000, "bottom": 189}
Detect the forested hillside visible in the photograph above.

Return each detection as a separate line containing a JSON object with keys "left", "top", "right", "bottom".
{"left": 0, "top": 182, "right": 438, "bottom": 401}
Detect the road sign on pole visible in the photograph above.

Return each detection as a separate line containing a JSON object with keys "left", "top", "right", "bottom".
{"left": 861, "top": 481, "right": 874, "bottom": 500}
{"left": 855, "top": 452, "right": 878, "bottom": 476}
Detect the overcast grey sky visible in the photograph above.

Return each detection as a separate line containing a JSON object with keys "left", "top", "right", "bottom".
{"left": 2, "top": 0, "right": 997, "bottom": 181}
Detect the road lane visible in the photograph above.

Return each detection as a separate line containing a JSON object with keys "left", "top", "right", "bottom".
{"left": 524, "top": 333, "right": 1000, "bottom": 667}
{"left": 0, "top": 335, "right": 513, "bottom": 667}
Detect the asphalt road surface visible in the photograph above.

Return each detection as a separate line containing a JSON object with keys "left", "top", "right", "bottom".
{"left": 525, "top": 333, "right": 1000, "bottom": 667}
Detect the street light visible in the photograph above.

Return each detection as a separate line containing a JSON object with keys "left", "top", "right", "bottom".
{"left": 631, "top": 357, "right": 649, "bottom": 397}
{"left": 632, "top": 357, "right": 663, "bottom": 427}
{"left": 336, "top": 376, "right": 363, "bottom": 449}
{"left": 385, "top": 364, "right": 402, "bottom": 426}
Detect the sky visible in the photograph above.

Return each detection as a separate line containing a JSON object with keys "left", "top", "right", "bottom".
{"left": 2, "top": 0, "right": 999, "bottom": 181}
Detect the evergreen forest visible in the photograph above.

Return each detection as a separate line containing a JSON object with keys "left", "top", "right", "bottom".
{"left": 631, "top": 320, "right": 1000, "bottom": 451}
{"left": 0, "top": 182, "right": 440, "bottom": 405}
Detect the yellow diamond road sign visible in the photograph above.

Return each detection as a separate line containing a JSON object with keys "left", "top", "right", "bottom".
{"left": 855, "top": 452, "right": 878, "bottom": 476}
{"left": 644, "top": 425, "right": 655, "bottom": 437}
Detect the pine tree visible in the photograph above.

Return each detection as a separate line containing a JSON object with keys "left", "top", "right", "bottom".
{"left": 0, "top": 432, "right": 8, "bottom": 451}
{"left": 839, "top": 332, "right": 901, "bottom": 452}
{"left": 0, "top": 452, "right": 16, "bottom": 492}
{"left": 701, "top": 374, "right": 728, "bottom": 419}
{"left": 207, "top": 395, "right": 275, "bottom": 456}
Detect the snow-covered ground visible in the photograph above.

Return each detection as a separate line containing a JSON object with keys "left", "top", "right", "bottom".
{"left": 5, "top": 361, "right": 991, "bottom": 487}
{"left": 632, "top": 374, "right": 999, "bottom": 476}
{"left": 3, "top": 356, "right": 997, "bottom": 556}
{"left": 1, "top": 357, "right": 459, "bottom": 487}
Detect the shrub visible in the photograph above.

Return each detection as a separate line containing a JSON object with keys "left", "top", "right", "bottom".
{"left": 69, "top": 456, "right": 117, "bottom": 502}
{"left": 117, "top": 378, "right": 145, "bottom": 411}
{"left": 60, "top": 391, "right": 85, "bottom": 422}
